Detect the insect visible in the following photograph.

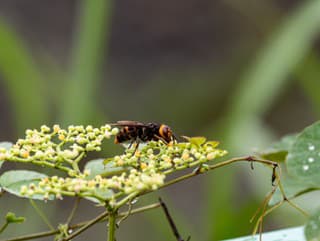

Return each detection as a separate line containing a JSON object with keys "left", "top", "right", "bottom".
{"left": 111, "top": 120, "right": 176, "bottom": 149}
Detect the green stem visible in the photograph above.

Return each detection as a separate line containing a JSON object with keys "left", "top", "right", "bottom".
{"left": 7, "top": 157, "right": 71, "bottom": 173}
{"left": 0, "top": 229, "right": 60, "bottom": 241}
{"left": 115, "top": 191, "right": 139, "bottom": 208}
{"left": 66, "top": 198, "right": 80, "bottom": 225}
{"left": 1, "top": 156, "right": 288, "bottom": 241}
{"left": 0, "top": 222, "right": 8, "bottom": 234}
{"left": 107, "top": 211, "right": 117, "bottom": 241}
{"left": 60, "top": 0, "right": 113, "bottom": 124}
{"left": 60, "top": 210, "right": 110, "bottom": 241}
{"left": 29, "top": 199, "right": 54, "bottom": 231}
{"left": 139, "top": 156, "right": 277, "bottom": 197}
{"left": 165, "top": 156, "right": 277, "bottom": 188}
{"left": 59, "top": 191, "right": 141, "bottom": 241}
{"left": 74, "top": 152, "right": 85, "bottom": 164}
{"left": 71, "top": 162, "right": 80, "bottom": 173}
{"left": 0, "top": 203, "right": 160, "bottom": 241}
{"left": 71, "top": 152, "right": 85, "bottom": 173}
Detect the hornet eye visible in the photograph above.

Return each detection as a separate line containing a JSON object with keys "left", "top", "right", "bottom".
{"left": 159, "top": 125, "right": 173, "bottom": 142}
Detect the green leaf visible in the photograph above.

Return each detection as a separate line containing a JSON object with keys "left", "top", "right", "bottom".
{"left": 0, "top": 142, "right": 12, "bottom": 169}
{"left": 60, "top": 0, "right": 112, "bottom": 124}
{"left": 0, "top": 142, "right": 13, "bottom": 150}
{"left": 0, "top": 20, "right": 49, "bottom": 131}
{"left": 84, "top": 187, "right": 114, "bottom": 204}
{"left": 205, "top": 141, "right": 220, "bottom": 148}
{"left": 223, "top": 226, "right": 305, "bottom": 241}
{"left": 84, "top": 158, "right": 125, "bottom": 179}
{"left": 103, "top": 157, "right": 113, "bottom": 165}
{"left": 269, "top": 176, "right": 317, "bottom": 205}
{"left": 208, "top": 0, "right": 320, "bottom": 238}
{"left": 5, "top": 212, "right": 25, "bottom": 223}
{"left": 268, "top": 133, "right": 296, "bottom": 151}
{"left": 182, "top": 136, "right": 206, "bottom": 146}
{"left": 260, "top": 134, "right": 297, "bottom": 162}
{"left": 287, "top": 121, "right": 320, "bottom": 184}
{"left": 83, "top": 186, "right": 114, "bottom": 204}
{"left": 305, "top": 209, "right": 320, "bottom": 241}
{"left": 297, "top": 54, "right": 320, "bottom": 116}
{"left": 0, "top": 170, "right": 50, "bottom": 200}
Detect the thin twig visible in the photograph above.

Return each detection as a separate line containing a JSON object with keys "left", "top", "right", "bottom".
{"left": 60, "top": 192, "right": 140, "bottom": 241}
{"left": 0, "top": 229, "right": 60, "bottom": 241}
{"left": 156, "top": 156, "right": 278, "bottom": 193}
{"left": 0, "top": 203, "right": 160, "bottom": 241}
{"left": 159, "top": 197, "right": 185, "bottom": 241}
{"left": 0, "top": 222, "right": 9, "bottom": 234}
{"left": 1, "top": 156, "right": 307, "bottom": 241}
{"left": 60, "top": 210, "right": 109, "bottom": 241}
{"left": 66, "top": 198, "right": 80, "bottom": 225}
{"left": 117, "top": 202, "right": 132, "bottom": 226}
{"left": 29, "top": 199, "right": 54, "bottom": 231}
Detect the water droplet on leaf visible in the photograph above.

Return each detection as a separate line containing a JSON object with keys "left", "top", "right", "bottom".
{"left": 309, "top": 145, "right": 315, "bottom": 151}
{"left": 308, "top": 157, "right": 315, "bottom": 163}
{"left": 130, "top": 198, "right": 139, "bottom": 204}
{"left": 303, "top": 165, "right": 309, "bottom": 171}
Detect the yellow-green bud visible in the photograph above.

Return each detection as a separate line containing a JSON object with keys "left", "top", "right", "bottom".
{"left": 41, "top": 125, "right": 50, "bottom": 133}
{"left": 111, "top": 128, "right": 119, "bottom": 135}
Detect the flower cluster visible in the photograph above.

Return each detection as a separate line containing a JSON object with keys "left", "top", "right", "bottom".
{"left": 15, "top": 136, "right": 227, "bottom": 205}
{"left": 0, "top": 124, "right": 119, "bottom": 170}
{"left": 20, "top": 170, "right": 165, "bottom": 203}
{"left": 0, "top": 124, "right": 227, "bottom": 206}
{"left": 112, "top": 138, "right": 227, "bottom": 174}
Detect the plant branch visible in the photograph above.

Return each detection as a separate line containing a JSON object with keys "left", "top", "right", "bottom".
{"left": 115, "top": 191, "right": 139, "bottom": 209}
{"left": 1, "top": 156, "right": 287, "bottom": 241}
{"left": 60, "top": 192, "right": 140, "bottom": 241}
{"left": 107, "top": 211, "right": 117, "bottom": 241}
{"left": 157, "top": 156, "right": 278, "bottom": 193}
{"left": 0, "top": 229, "right": 60, "bottom": 241}
{"left": 60, "top": 209, "right": 110, "bottom": 241}
{"left": 8, "top": 157, "right": 71, "bottom": 173}
{"left": 0, "top": 203, "right": 161, "bottom": 241}
{"left": 66, "top": 198, "right": 80, "bottom": 225}
{"left": 0, "top": 222, "right": 9, "bottom": 234}
{"left": 29, "top": 199, "right": 54, "bottom": 231}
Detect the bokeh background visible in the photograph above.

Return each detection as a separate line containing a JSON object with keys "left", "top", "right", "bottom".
{"left": 0, "top": 0, "right": 319, "bottom": 240}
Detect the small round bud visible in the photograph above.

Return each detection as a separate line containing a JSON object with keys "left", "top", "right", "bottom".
{"left": 41, "top": 125, "right": 50, "bottom": 133}
{"left": 25, "top": 129, "right": 33, "bottom": 136}
{"left": 68, "top": 170, "right": 77, "bottom": 177}
{"left": 86, "top": 125, "right": 93, "bottom": 132}
{"left": 20, "top": 185, "right": 28, "bottom": 195}
{"left": 35, "top": 150, "right": 44, "bottom": 159}
{"left": 140, "top": 162, "right": 147, "bottom": 170}
{"left": 83, "top": 169, "right": 91, "bottom": 177}
{"left": 182, "top": 152, "right": 189, "bottom": 160}
{"left": 53, "top": 124, "right": 61, "bottom": 133}
{"left": 27, "top": 189, "right": 34, "bottom": 196}
{"left": 20, "top": 150, "right": 29, "bottom": 158}
{"left": 58, "top": 134, "right": 65, "bottom": 141}
{"left": 68, "top": 125, "right": 75, "bottom": 132}
{"left": 111, "top": 128, "right": 119, "bottom": 135}
{"left": 56, "top": 193, "right": 63, "bottom": 200}
{"left": 206, "top": 152, "right": 216, "bottom": 160}
{"left": 105, "top": 131, "right": 112, "bottom": 138}
{"left": 85, "top": 143, "right": 96, "bottom": 151}
{"left": 0, "top": 152, "right": 8, "bottom": 160}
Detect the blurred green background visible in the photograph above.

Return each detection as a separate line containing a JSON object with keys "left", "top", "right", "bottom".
{"left": 0, "top": 0, "right": 320, "bottom": 240}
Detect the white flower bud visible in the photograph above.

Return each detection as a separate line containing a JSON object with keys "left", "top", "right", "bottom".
{"left": 41, "top": 125, "right": 50, "bottom": 133}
